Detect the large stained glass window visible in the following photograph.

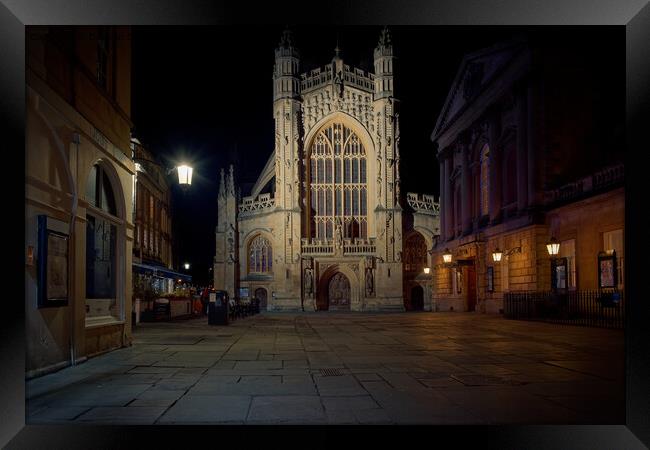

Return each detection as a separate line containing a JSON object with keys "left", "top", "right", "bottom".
{"left": 309, "top": 123, "right": 368, "bottom": 240}
{"left": 403, "top": 232, "right": 428, "bottom": 272}
{"left": 249, "top": 235, "right": 273, "bottom": 274}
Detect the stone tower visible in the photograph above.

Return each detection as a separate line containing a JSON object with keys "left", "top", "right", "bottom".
{"left": 214, "top": 165, "right": 238, "bottom": 298}
{"left": 271, "top": 28, "right": 303, "bottom": 307}
{"left": 372, "top": 27, "right": 404, "bottom": 306}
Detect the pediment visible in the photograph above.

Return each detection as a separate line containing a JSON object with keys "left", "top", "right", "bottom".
{"left": 432, "top": 39, "right": 527, "bottom": 142}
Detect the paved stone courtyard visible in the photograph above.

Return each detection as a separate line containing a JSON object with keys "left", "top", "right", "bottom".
{"left": 26, "top": 312, "right": 625, "bottom": 425}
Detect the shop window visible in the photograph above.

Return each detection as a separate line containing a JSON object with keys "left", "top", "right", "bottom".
{"left": 86, "top": 164, "right": 117, "bottom": 215}
{"left": 85, "top": 164, "right": 121, "bottom": 323}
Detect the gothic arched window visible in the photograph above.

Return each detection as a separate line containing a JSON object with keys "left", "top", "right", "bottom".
{"left": 404, "top": 232, "right": 428, "bottom": 272}
{"left": 480, "top": 144, "right": 490, "bottom": 217}
{"left": 309, "top": 123, "right": 368, "bottom": 240}
{"left": 249, "top": 235, "right": 273, "bottom": 274}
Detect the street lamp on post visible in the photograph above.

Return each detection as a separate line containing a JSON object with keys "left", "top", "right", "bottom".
{"left": 176, "top": 164, "right": 193, "bottom": 187}
{"left": 546, "top": 237, "right": 561, "bottom": 291}
{"left": 423, "top": 266, "right": 436, "bottom": 312}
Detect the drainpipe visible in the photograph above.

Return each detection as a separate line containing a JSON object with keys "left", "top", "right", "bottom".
{"left": 69, "top": 132, "right": 80, "bottom": 364}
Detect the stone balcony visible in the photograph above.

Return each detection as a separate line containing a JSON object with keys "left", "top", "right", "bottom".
{"left": 301, "top": 64, "right": 375, "bottom": 94}
{"left": 301, "top": 237, "right": 376, "bottom": 256}
{"left": 544, "top": 163, "right": 624, "bottom": 206}
{"left": 239, "top": 193, "right": 275, "bottom": 217}
{"left": 407, "top": 192, "right": 440, "bottom": 216}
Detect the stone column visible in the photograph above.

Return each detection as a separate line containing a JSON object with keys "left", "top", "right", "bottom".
{"left": 460, "top": 137, "right": 472, "bottom": 235}
{"left": 444, "top": 151, "right": 453, "bottom": 240}
{"left": 516, "top": 82, "right": 529, "bottom": 214}
{"left": 488, "top": 108, "right": 502, "bottom": 224}
{"left": 439, "top": 154, "right": 446, "bottom": 242}
{"left": 527, "top": 77, "right": 542, "bottom": 209}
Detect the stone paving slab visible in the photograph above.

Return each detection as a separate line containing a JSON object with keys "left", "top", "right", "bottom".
{"left": 435, "top": 385, "right": 584, "bottom": 424}
{"left": 27, "top": 406, "right": 91, "bottom": 423}
{"left": 247, "top": 396, "right": 325, "bottom": 423}
{"left": 33, "top": 383, "right": 151, "bottom": 408}
{"left": 75, "top": 406, "right": 168, "bottom": 424}
{"left": 130, "top": 389, "right": 186, "bottom": 407}
{"left": 313, "top": 375, "right": 368, "bottom": 397}
{"left": 157, "top": 395, "right": 252, "bottom": 424}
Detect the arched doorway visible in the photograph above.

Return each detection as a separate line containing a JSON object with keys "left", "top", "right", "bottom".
{"left": 254, "top": 288, "right": 267, "bottom": 311}
{"left": 410, "top": 285, "right": 424, "bottom": 311}
{"left": 317, "top": 272, "right": 351, "bottom": 311}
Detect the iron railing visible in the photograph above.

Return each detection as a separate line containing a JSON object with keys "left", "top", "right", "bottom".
{"left": 503, "top": 289, "right": 624, "bottom": 329}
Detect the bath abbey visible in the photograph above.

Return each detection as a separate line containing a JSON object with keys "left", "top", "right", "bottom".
{"left": 213, "top": 28, "right": 440, "bottom": 311}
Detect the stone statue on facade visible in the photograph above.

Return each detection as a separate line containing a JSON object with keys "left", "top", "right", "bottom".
{"left": 334, "top": 218, "right": 343, "bottom": 249}
{"left": 304, "top": 268, "right": 313, "bottom": 295}
{"left": 365, "top": 268, "right": 374, "bottom": 297}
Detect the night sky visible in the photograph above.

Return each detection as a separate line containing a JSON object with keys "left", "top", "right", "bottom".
{"left": 131, "top": 26, "right": 622, "bottom": 285}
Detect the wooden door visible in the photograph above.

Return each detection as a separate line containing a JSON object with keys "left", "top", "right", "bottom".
{"left": 411, "top": 285, "right": 424, "bottom": 311}
{"left": 328, "top": 273, "right": 350, "bottom": 311}
{"left": 254, "top": 288, "right": 267, "bottom": 310}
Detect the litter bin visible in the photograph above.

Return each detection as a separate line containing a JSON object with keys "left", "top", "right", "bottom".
{"left": 208, "top": 290, "right": 229, "bottom": 325}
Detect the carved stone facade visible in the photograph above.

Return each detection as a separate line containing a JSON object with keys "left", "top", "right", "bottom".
{"left": 214, "top": 28, "right": 440, "bottom": 312}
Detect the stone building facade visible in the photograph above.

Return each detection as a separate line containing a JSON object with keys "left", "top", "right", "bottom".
{"left": 214, "top": 28, "right": 439, "bottom": 312}
{"left": 131, "top": 138, "right": 173, "bottom": 270}
{"left": 25, "top": 26, "right": 134, "bottom": 377}
{"left": 431, "top": 37, "right": 624, "bottom": 314}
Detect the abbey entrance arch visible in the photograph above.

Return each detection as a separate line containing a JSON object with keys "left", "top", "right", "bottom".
{"left": 316, "top": 264, "right": 359, "bottom": 311}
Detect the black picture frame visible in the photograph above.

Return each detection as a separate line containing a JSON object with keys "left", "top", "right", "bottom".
{"left": 487, "top": 266, "right": 494, "bottom": 292}
{"left": 37, "top": 215, "right": 69, "bottom": 308}
{"left": 598, "top": 251, "right": 618, "bottom": 288}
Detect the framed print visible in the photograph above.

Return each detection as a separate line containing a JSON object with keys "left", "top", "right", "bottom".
{"left": 598, "top": 251, "right": 618, "bottom": 288}
{"left": 37, "top": 215, "right": 69, "bottom": 308}
{"left": 487, "top": 266, "right": 494, "bottom": 292}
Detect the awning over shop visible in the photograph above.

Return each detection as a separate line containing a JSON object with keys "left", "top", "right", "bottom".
{"left": 132, "top": 262, "right": 192, "bottom": 282}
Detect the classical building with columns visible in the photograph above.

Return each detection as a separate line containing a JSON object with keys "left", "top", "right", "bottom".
{"left": 214, "top": 28, "right": 439, "bottom": 312}
{"left": 431, "top": 37, "right": 624, "bottom": 314}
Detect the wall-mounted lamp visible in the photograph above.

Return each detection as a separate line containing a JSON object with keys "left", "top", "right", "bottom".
{"left": 492, "top": 244, "right": 522, "bottom": 262}
{"left": 546, "top": 237, "right": 560, "bottom": 256}
{"left": 423, "top": 267, "right": 431, "bottom": 275}
{"left": 442, "top": 248, "right": 453, "bottom": 264}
